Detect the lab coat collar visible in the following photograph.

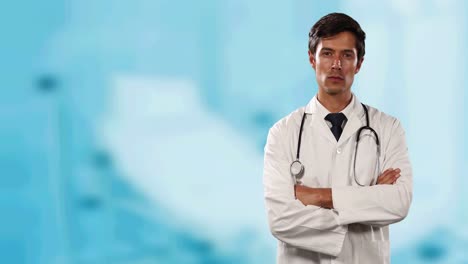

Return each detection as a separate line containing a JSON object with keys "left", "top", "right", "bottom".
{"left": 304, "top": 94, "right": 365, "bottom": 145}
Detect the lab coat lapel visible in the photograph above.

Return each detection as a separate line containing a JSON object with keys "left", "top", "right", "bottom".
{"left": 310, "top": 113, "right": 337, "bottom": 144}
{"left": 337, "top": 114, "right": 363, "bottom": 146}
{"left": 305, "top": 96, "right": 337, "bottom": 145}
{"left": 338, "top": 101, "right": 366, "bottom": 146}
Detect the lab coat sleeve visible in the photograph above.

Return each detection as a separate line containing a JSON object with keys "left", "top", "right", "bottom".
{"left": 332, "top": 118, "right": 413, "bottom": 227}
{"left": 263, "top": 123, "right": 347, "bottom": 256}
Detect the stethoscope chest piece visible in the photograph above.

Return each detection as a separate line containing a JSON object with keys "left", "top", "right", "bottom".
{"left": 290, "top": 160, "right": 304, "bottom": 185}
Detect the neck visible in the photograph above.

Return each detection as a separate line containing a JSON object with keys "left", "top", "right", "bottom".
{"left": 317, "top": 90, "right": 352, "bottom": 113}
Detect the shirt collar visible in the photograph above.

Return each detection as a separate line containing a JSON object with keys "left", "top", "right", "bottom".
{"left": 304, "top": 93, "right": 361, "bottom": 120}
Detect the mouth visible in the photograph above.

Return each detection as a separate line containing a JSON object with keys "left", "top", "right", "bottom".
{"left": 327, "top": 76, "right": 344, "bottom": 81}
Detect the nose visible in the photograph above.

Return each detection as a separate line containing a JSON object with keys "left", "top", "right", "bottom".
{"left": 331, "top": 58, "right": 342, "bottom": 70}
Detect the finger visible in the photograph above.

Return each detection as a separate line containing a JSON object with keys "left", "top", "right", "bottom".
{"left": 382, "top": 168, "right": 393, "bottom": 174}
{"left": 377, "top": 170, "right": 400, "bottom": 184}
{"left": 379, "top": 168, "right": 396, "bottom": 178}
{"left": 378, "top": 169, "right": 391, "bottom": 179}
{"left": 392, "top": 173, "right": 401, "bottom": 184}
{"left": 382, "top": 168, "right": 400, "bottom": 178}
{"left": 386, "top": 169, "right": 401, "bottom": 183}
{"left": 378, "top": 176, "right": 395, "bottom": 184}
{"left": 378, "top": 171, "right": 391, "bottom": 181}
{"left": 377, "top": 169, "right": 396, "bottom": 183}
{"left": 381, "top": 172, "right": 401, "bottom": 185}
{"left": 384, "top": 174, "right": 399, "bottom": 184}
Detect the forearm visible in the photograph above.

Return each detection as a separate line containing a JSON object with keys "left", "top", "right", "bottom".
{"left": 295, "top": 186, "right": 334, "bottom": 209}
{"left": 265, "top": 192, "right": 347, "bottom": 256}
{"left": 265, "top": 180, "right": 348, "bottom": 255}
{"left": 296, "top": 181, "right": 412, "bottom": 226}
{"left": 332, "top": 183, "right": 412, "bottom": 226}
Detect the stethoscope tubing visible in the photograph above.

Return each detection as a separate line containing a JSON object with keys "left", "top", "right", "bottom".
{"left": 291, "top": 103, "right": 380, "bottom": 186}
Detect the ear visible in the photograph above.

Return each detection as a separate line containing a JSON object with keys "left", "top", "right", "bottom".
{"left": 355, "top": 57, "right": 364, "bottom": 74}
{"left": 308, "top": 50, "right": 316, "bottom": 70}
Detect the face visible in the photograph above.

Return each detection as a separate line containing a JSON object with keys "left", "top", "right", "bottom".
{"left": 309, "top": 31, "right": 363, "bottom": 96}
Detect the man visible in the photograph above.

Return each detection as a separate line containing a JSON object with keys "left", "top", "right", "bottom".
{"left": 263, "top": 13, "right": 412, "bottom": 263}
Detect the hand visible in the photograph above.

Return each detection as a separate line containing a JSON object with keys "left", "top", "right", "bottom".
{"left": 376, "top": 168, "right": 401, "bottom": 185}
{"left": 295, "top": 185, "right": 333, "bottom": 208}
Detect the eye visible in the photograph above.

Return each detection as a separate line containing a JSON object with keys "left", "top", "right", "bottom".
{"left": 343, "top": 53, "right": 354, "bottom": 59}
{"left": 322, "top": 51, "right": 332, "bottom": 56}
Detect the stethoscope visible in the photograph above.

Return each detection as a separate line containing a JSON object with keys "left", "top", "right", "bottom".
{"left": 290, "top": 103, "right": 380, "bottom": 186}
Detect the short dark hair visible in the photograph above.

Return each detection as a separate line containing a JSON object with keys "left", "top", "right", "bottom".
{"left": 308, "top": 13, "right": 366, "bottom": 61}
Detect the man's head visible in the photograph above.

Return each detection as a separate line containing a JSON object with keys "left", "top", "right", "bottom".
{"left": 308, "top": 13, "right": 366, "bottom": 96}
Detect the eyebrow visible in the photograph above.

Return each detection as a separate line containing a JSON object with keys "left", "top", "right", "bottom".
{"left": 320, "top": 47, "right": 355, "bottom": 53}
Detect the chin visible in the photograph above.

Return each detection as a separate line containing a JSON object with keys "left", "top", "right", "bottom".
{"left": 324, "top": 87, "right": 346, "bottom": 95}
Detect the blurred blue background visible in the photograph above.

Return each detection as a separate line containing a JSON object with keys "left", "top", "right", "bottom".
{"left": 0, "top": 0, "right": 467, "bottom": 263}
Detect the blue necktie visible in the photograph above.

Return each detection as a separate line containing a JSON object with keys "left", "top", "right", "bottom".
{"left": 325, "top": 113, "right": 347, "bottom": 141}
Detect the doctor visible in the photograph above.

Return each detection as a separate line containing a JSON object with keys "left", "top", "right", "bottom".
{"left": 263, "top": 13, "right": 412, "bottom": 263}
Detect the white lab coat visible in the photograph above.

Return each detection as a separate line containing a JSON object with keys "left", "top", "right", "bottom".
{"left": 263, "top": 95, "right": 412, "bottom": 264}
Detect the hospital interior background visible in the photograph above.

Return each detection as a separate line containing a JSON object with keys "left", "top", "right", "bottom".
{"left": 1, "top": 1, "right": 467, "bottom": 263}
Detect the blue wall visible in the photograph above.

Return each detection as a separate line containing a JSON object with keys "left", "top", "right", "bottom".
{"left": 0, "top": 1, "right": 467, "bottom": 263}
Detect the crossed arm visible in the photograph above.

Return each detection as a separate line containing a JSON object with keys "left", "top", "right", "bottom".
{"left": 295, "top": 168, "right": 401, "bottom": 208}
